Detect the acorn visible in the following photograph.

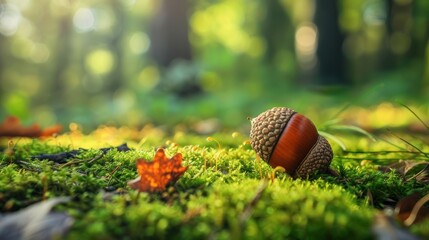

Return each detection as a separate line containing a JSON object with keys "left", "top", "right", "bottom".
{"left": 249, "top": 107, "right": 333, "bottom": 178}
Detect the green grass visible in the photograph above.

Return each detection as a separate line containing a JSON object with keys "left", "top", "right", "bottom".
{"left": 1, "top": 128, "right": 429, "bottom": 239}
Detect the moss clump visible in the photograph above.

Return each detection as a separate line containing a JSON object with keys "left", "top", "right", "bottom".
{"left": 68, "top": 179, "right": 373, "bottom": 240}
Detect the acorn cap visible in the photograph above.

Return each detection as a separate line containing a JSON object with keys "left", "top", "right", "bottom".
{"left": 249, "top": 107, "right": 296, "bottom": 162}
{"left": 295, "top": 135, "right": 333, "bottom": 177}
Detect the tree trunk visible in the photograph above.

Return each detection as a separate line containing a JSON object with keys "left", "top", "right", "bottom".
{"left": 107, "top": 0, "right": 125, "bottom": 95}
{"left": 51, "top": 14, "right": 72, "bottom": 110}
{"left": 148, "top": 0, "right": 201, "bottom": 98}
{"left": 313, "top": 0, "right": 347, "bottom": 85}
{"left": 261, "top": 1, "right": 293, "bottom": 63}
{"left": 149, "top": 0, "right": 192, "bottom": 67}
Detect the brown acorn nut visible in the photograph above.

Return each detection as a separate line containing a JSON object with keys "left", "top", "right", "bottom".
{"left": 249, "top": 107, "right": 333, "bottom": 178}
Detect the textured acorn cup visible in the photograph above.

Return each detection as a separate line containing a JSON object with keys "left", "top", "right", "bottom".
{"left": 249, "top": 107, "right": 333, "bottom": 178}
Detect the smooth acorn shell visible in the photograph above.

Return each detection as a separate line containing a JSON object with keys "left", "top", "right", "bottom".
{"left": 250, "top": 107, "right": 333, "bottom": 177}
{"left": 269, "top": 114, "right": 319, "bottom": 175}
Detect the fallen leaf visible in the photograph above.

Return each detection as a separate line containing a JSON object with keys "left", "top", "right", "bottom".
{"left": 0, "top": 116, "right": 62, "bottom": 138}
{"left": 127, "top": 148, "right": 188, "bottom": 192}
{"left": 395, "top": 193, "right": 422, "bottom": 223}
{"left": 379, "top": 160, "right": 429, "bottom": 183}
{"left": 0, "top": 197, "right": 73, "bottom": 240}
{"left": 395, "top": 193, "right": 429, "bottom": 226}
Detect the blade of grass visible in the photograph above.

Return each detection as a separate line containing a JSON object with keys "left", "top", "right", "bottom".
{"left": 319, "top": 131, "right": 347, "bottom": 151}
{"left": 331, "top": 103, "right": 351, "bottom": 119}
{"left": 343, "top": 150, "right": 429, "bottom": 155}
{"left": 327, "top": 125, "right": 376, "bottom": 142}
{"left": 387, "top": 129, "right": 429, "bottom": 158}
{"left": 399, "top": 103, "right": 429, "bottom": 130}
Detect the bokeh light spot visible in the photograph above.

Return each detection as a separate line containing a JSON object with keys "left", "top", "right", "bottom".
{"left": 11, "top": 36, "right": 34, "bottom": 59}
{"left": 113, "top": 89, "right": 136, "bottom": 114}
{"left": 363, "top": 28, "right": 383, "bottom": 54}
{"left": 370, "top": 102, "right": 408, "bottom": 128}
{"left": 137, "top": 66, "right": 159, "bottom": 90}
{"left": 129, "top": 31, "right": 150, "bottom": 54}
{"left": 190, "top": 2, "right": 258, "bottom": 56}
{"left": 69, "top": 122, "right": 79, "bottom": 132}
{"left": 85, "top": 49, "right": 115, "bottom": 75}
{"left": 0, "top": 3, "right": 21, "bottom": 36}
{"left": 295, "top": 23, "right": 317, "bottom": 55}
{"left": 295, "top": 22, "right": 318, "bottom": 70}
{"left": 363, "top": 1, "right": 386, "bottom": 26}
{"left": 200, "top": 72, "right": 221, "bottom": 92}
{"left": 31, "top": 43, "right": 50, "bottom": 63}
{"left": 73, "top": 8, "right": 95, "bottom": 32}
{"left": 3, "top": 93, "right": 29, "bottom": 118}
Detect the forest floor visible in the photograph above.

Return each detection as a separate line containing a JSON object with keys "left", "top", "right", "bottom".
{"left": 1, "top": 105, "right": 429, "bottom": 239}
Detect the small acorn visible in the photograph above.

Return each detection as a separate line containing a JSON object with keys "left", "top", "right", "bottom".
{"left": 249, "top": 107, "right": 333, "bottom": 178}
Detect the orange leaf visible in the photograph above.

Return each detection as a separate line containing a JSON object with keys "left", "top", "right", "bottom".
{"left": 0, "top": 116, "right": 62, "bottom": 138}
{"left": 127, "top": 148, "right": 188, "bottom": 192}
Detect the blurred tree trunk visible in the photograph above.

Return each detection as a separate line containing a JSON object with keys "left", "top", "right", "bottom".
{"left": 261, "top": 0, "right": 293, "bottom": 63}
{"left": 51, "top": 14, "right": 72, "bottom": 110}
{"left": 384, "top": 0, "right": 428, "bottom": 92}
{"left": 383, "top": 0, "right": 423, "bottom": 66}
{"left": 0, "top": 0, "right": 4, "bottom": 88}
{"left": 0, "top": 0, "right": 4, "bottom": 80}
{"left": 378, "top": 0, "right": 394, "bottom": 70}
{"left": 148, "top": 0, "right": 200, "bottom": 98}
{"left": 313, "top": 0, "right": 347, "bottom": 85}
{"left": 0, "top": 34, "right": 4, "bottom": 98}
{"left": 149, "top": 0, "right": 192, "bottom": 66}
{"left": 107, "top": 0, "right": 125, "bottom": 95}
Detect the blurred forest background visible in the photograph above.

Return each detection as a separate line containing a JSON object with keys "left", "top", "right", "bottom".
{"left": 0, "top": 0, "right": 428, "bottom": 131}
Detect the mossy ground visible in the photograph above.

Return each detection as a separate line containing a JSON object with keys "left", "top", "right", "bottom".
{"left": 1, "top": 124, "right": 429, "bottom": 239}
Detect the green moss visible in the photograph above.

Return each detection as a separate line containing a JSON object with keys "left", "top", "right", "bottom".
{"left": 1, "top": 131, "right": 428, "bottom": 239}
{"left": 68, "top": 179, "right": 373, "bottom": 240}
{"left": 324, "top": 164, "right": 429, "bottom": 208}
